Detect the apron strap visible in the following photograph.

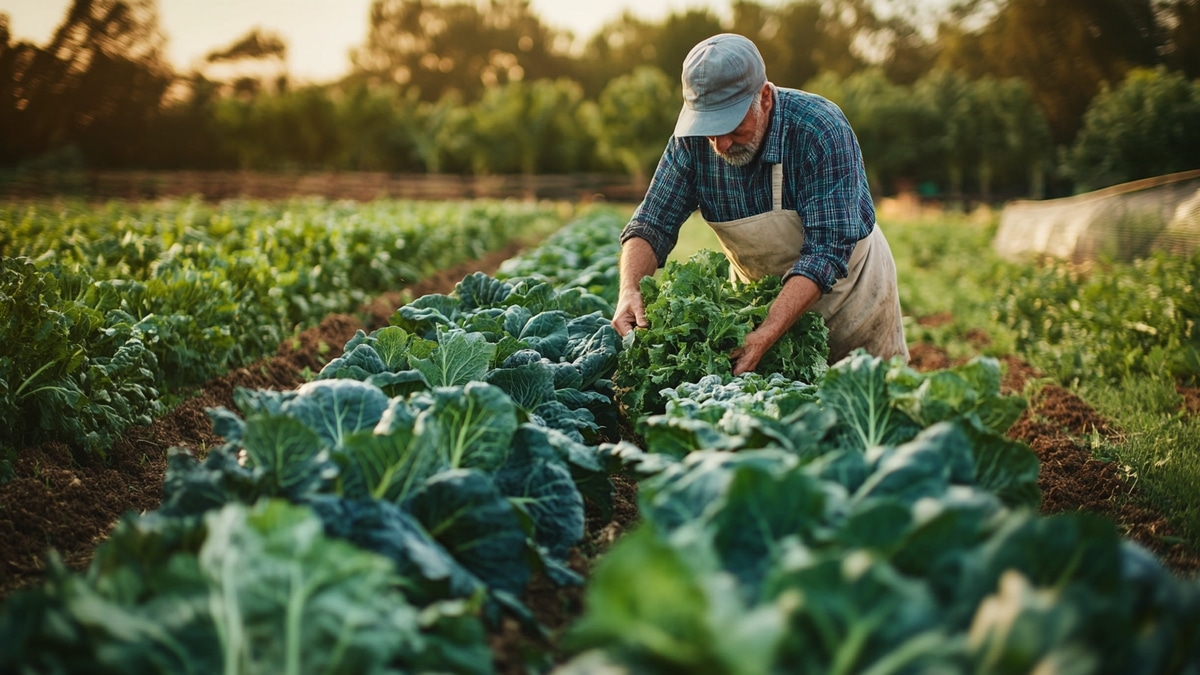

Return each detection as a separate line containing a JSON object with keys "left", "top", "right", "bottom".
{"left": 771, "top": 163, "right": 783, "bottom": 211}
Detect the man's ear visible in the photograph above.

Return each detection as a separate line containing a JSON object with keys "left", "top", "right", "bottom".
{"left": 761, "top": 83, "right": 774, "bottom": 114}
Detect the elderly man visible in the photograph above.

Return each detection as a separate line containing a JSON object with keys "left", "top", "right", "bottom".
{"left": 611, "top": 33, "right": 909, "bottom": 373}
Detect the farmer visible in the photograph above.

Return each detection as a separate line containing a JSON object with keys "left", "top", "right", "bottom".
{"left": 611, "top": 33, "right": 909, "bottom": 373}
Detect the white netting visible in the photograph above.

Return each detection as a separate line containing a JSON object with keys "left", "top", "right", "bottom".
{"left": 993, "top": 169, "right": 1200, "bottom": 262}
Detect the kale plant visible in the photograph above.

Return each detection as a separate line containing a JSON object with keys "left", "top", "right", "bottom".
{"left": 614, "top": 250, "right": 828, "bottom": 423}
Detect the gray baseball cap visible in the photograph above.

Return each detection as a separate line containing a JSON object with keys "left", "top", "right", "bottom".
{"left": 674, "top": 33, "right": 767, "bottom": 137}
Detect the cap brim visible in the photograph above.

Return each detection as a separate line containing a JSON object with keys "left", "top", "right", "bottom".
{"left": 673, "top": 91, "right": 756, "bottom": 137}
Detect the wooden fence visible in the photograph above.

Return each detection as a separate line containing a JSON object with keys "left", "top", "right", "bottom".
{"left": 0, "top": 170, "right": 649, "bottom": 204}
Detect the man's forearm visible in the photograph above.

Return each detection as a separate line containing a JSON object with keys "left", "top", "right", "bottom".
{"left": 618, "top": 237, "right": 659, "bottom": 293}
{"left": 758, "top": 274, "right": 822, "bottom": 342}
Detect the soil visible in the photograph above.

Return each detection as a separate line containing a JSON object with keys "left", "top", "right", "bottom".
{"left": 2, "top": 254, "right": 1198, "bottom": 669}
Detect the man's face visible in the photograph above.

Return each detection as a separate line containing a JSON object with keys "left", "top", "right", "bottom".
{"left": 707, "top": 86, "right": 772, "bottom": 166}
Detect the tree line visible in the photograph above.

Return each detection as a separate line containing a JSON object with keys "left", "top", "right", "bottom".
{"left": 1, "top": 0, "right": 1198, "bottom": 198}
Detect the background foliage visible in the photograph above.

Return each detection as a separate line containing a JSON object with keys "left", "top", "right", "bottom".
{"left": 1, "top": 0, "right": 1198, "bottom": 195}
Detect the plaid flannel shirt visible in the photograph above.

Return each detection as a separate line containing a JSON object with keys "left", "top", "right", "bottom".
{"left": 620, "top": 85, "right": 875, "bottom": 294}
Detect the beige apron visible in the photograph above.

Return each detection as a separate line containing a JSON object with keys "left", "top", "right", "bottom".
{"left": 705, "top": 163, "right": 909, "bottom": 364}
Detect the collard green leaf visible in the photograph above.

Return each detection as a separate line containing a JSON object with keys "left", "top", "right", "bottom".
{"left": 817, "top": 350, "right": 920, "bottom": 452}
{"left": 392, "top": 296, "right": 459, "bottom": 338}
{"left": 407, "top": 469, "right": 531, "bottom": 597}
{"left": 370, "top": 326, "right": 417, "bottom": 370}
{"left": 764, "top": 549, "right": 952, "bottom": 674}
{"left": 159, "top": 446, "right": 270, "bottom": 517}
{"left": 638, "top": 450, "right": 797, "bottom": 534}
{"left": 562, "top": 525, "right": 787, "bottom": 675}
{"left": 851, "top": 423, "right": 964, "bottom": 506}
{"left": 505, "top": 279, "right": 557, "bottom": 314}
{"left": 483, "top": 361, "right": 557, "bottom": 411}
{"left": 306, "top": 496, "right": 484, "bottom": 603}
{"left": 495, "top": 432, "right": 585, "bottom": 560}
{"left": 517, "top": 311, "right": 570, "bottom": 360}
{"left": 639, "top": 414, "right": 746, "bottom": 457}
{"left": 889, "top": 357, "right": 1027, "bottom": 435}
{"left": 960, "top": 419, "right": 1042, "bottom": 509}
{"left": 533, "top": 399, "right": 597, "bottom": 442}
{"left": 335, "top": 424, "right": 442, "bottom": 504}
{"left": 421, "top": 382, "right": 518, "bottom": 471}
{"left": 455, "top": 272, "right": 513, "bottom": 310}
{"left": 365, "top": 370, "right": 431, "bottom": 398}
{"left": 239, "top": 414, "right": 334, "bottom": 500}
{"left": 408, "top": 328, "right": 496, "bottom": 388}
{"left": 282, "top": 379, "right": 390, "bottom": 449}
{"left": 198, "top": 500, "right": 426, "bottom": 675}
{"left": 709, "top": 463, "right": 827, "bottom": 591}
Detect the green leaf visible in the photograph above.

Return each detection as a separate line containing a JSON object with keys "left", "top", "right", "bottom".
{"left": 495, "top": 427, "right": 585, "bottom": 560}
{"left": 407, "top": 469, "right": 531, "bottom": 597}
{"left": 483, "top": 361, "right": 557, "bottom": 411}
{"left": 420, "top": 382, "right": 518, "bottom": 471}
{"left": 282, "top": 379, "right": 390, "bottom": 449}
{"left": 239, "top": 415, "right": 331, "bottom": 499}
{"left": 408, "top": 328, "right": 495, "bottom": 388}
{"left": 817, "top": 351, "right": 920, "bottom": 452}
{"left": 455, "top": 272, "right": 513, "bottom": 310}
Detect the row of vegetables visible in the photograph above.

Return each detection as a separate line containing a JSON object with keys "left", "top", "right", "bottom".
{"left": 2, "top": 206, "right": 1199, "bottom": 673}
{"left": 0, "top": 198, "right": 564, "bottom": 468}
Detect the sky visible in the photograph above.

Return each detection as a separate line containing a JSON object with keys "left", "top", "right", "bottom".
{"left": 0, "top": 0, "right": 773, "bottom": 83}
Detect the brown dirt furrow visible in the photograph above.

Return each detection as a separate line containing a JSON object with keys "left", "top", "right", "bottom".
{"left": 907, "top": 338, "right": 1200, "bottom": 576}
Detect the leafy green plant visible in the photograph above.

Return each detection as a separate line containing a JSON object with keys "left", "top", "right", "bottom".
{"left": 995, "top": 249, "right": 1200, "bottom": 386}
{"left": 568, "top": 354, "right": 1200, "bottom": 675}
{"left": 614, "top": 250, "right": 829, "bottom": 423}
{"left": 0, "top": 500, "right": 493, "bottom": 675}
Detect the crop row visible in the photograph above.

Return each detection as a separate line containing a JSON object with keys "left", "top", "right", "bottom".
{"left": 0, "top": 199, "right": 564, "bottom": 469}
{"left": 2, "top": 208, "right": 1198, "bottom": 673}
{"left": 0, "top": 207, "right": 628, "bottom": 674}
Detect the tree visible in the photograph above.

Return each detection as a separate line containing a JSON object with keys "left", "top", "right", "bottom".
{"left": 912, "top": 69, "right": 978, "bottom": 202}
{"left": 203, "top": 27, "right": 289, "bottom": 94}
{"left": 1159, "top": 0, "right": 1200, "bottom": 78}
{"left": 976, "top": 77, "right": 1052, "bottom": 199}
{"left": 467, "top": 78, "right": 589, "bottom": 177}
{"left": 728, "top": 0, "right": 869, "bottom": 87}
{"left": 938, "top": 0, "right": 1165, "bottom": 144}
{"left": 333, "top": 83, "right": 424, "bottom": 171}
{"left": 805, "top": 68, "right": 941, "bottom": 195}
{"left": 349, "top": 0, "right": 573, "bottom": 102}
{"left": 1062, "top": 66, "right": 1200, "bottom": 191}
{"left": 214, "top": 86, "right": 341, "bottom": 170}
{"left": 0, "top": 0, "right": 172, "bottom": 167}
{"left": 581, "top": 65, "right": 678, "bottom": 186}
{"left": 574, "top": 9, "right": 722, "bottom": 99}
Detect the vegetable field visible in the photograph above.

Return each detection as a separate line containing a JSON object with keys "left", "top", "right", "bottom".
{"left": 1, "top": 200, "right": 1199, "bottom": 674}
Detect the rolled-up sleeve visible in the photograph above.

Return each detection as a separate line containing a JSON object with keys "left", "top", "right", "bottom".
{"left": 619, "top": 138, "right": 699, "bottom": 267}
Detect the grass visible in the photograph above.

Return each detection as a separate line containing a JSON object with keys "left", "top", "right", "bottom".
{"left": 667, "top": 212, "right": 722, "bottom": 264}
{"left": 1079, "top": 378, "right": 1200, "bottom": 545}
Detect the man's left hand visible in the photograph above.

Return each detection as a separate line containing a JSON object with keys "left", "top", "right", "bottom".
{"left": 730, "top": 328, "right": 777, "bottom": 375}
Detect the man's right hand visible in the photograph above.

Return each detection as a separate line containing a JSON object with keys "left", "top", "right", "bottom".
{"left": 612, "top": 290, "right": 648, "bottom": 336}
{"left": 612, "top": 236, "right": 660, "bottom": 336}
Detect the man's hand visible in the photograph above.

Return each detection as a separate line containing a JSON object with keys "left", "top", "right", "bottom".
{"left": 612, "top": 289, "right": 648, "bottom": 336}
{"left": 730, "top": 328, "right": 776, "bottom": 375}
{"left": 612, "top": 236, "right": 660, "bottom": 337}
{"left": 729, "top": 274, "right": 822, "bottom": 375}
